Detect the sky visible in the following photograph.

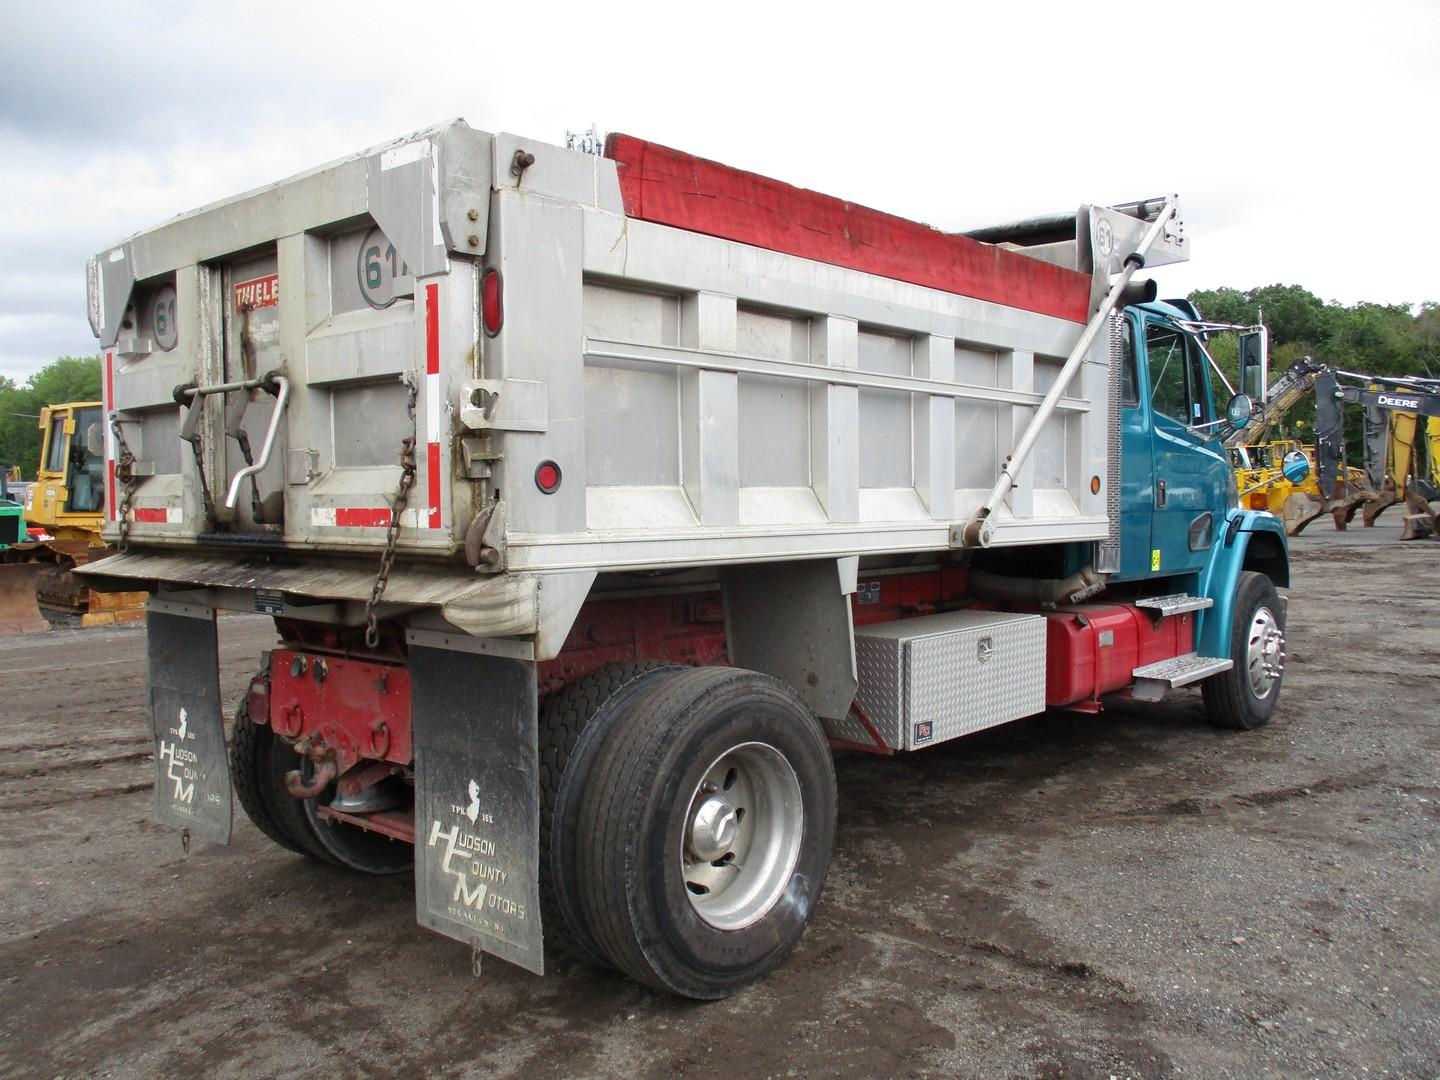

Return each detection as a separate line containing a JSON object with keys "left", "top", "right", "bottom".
{"left": 2, "top": 0, "right": 1436, "bottom": 382}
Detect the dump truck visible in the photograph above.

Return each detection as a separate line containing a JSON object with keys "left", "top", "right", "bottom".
{"left": 81, "top": 121, "right": 1296, "bottom": 999}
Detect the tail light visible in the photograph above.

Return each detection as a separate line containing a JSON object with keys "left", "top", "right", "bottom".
{"left": 248, "top": 653, "right": 272, "bottom": 726}
{"left": 482, "top": 268, "right": 503, "bottom": 336}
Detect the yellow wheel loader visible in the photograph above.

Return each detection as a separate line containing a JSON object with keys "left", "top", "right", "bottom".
{"left": 1229, "top": 439, "right": 1370, "bottom": 536}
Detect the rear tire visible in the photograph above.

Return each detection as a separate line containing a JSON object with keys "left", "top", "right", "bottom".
{"left": 230, "top": 688, "right": 331, "bottom": 862}
{"left": 229, "top": 673, "right": 412, "bottom": 875}
{"left": 1203, "top": 571, "right": 1286, "bottom": 730}
{"left": 576, "top": 667, "right": 837, "bottom": 999}
{"left": 538, "top": 661, "right": 681, "bottom": 965}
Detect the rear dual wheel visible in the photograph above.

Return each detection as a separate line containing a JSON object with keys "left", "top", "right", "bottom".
{"left": 557, "top": 666, "right": 836, "bottom": 999}
{"left": 229, "top": 676, "right": 412, "bottom": 875}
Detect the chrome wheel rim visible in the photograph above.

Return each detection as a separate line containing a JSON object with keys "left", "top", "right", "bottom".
{"left": 681, "top": 741, "right": 803, "bottom": 931}
{"left": 1246, "top": 606, "right": 1285, "bottom": 699}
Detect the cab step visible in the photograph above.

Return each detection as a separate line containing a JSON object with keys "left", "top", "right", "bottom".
{"left": 1130, "top": 652, "right": 1232, "bottom": 702}
{"left": 1134, "top": 593, "right": 1213, "bottom": 617}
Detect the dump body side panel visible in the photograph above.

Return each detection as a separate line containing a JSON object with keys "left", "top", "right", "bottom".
{"left": 87, "top": 121, "right": 1123, "bottom": 638}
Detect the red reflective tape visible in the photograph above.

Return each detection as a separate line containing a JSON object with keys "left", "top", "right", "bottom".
{"left": 425, "top": 283, "right": 440, "bottom": 375}
{"left": 133, "top": 507, "right": 167, "bottom": 524}
{"left": 335, "top": 507, "right": 392, "bottom": 528}
{"left": 426, "top": 442, "right": 441, "bottom": 529}
{"left": 605, "top": 134, "right": 1091, "bottom": 324}
{"left": 104, "top": 351, "right": 116, "bottom": 520}
{"left": 424, "top": 285, "right": 441, "bottom": 527}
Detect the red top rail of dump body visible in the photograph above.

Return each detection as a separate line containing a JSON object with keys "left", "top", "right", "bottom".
{"left": 604, "top": 134, "right": 1092, "bottom": 324}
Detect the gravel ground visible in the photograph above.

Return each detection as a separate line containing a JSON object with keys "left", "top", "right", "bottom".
{"left": 0, "top": 518, "right": 1436, "bottom": 1079}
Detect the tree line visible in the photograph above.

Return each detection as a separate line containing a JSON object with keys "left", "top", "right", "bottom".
{"left": 1187, "top": 284, "right": 1438, "bottom": 446}
{"left": 0, "top": 357, "right": 101, "bottom": 476}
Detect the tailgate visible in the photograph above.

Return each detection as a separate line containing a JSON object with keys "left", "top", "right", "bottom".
{"left": 90, "top": 121, "right": 495, "bottom": 557}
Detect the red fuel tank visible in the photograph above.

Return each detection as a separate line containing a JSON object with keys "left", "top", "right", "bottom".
{"left": 1042, "top": 604, "right": 1197, "bottom": 708}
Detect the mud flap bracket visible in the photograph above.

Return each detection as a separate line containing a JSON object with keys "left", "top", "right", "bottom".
{"left": 410, "top": 641, "right": 543, "bottom": 976}
{"left": 146, "top": 599, "right": 232, "bottom": 844}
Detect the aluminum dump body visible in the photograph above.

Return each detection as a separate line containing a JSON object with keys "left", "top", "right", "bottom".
{"left": 85, "top": 120, "right": 1184, "bottom": 646}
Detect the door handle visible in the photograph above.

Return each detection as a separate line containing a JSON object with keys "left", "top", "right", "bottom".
{"left": 1156, "top": 478, "right": 1167, "bottom": 508}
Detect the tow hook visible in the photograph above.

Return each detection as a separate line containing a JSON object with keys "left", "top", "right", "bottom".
{"left": 285, "top": 754, "right": 338, "bottom": 799}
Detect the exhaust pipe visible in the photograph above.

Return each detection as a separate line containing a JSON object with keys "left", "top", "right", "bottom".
{"left": 1118, "top": 277, "right": 1158, "bottom": 308}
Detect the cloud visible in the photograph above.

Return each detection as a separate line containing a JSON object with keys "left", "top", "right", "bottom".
{"left": 2, "top": 0, "right": 1437, "bottom": 380}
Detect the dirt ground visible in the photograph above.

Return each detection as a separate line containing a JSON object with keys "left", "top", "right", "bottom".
{"left": 1, "top": 519, "right": 1436, "bottom": 1080}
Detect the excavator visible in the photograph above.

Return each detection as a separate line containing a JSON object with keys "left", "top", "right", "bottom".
{"left": 0, "top": 402, "right": 148, "bottom": 631}
{"left": 1343, "top": 374, "right": 1440, "bottom": 539}
{"left": 1224, "top": 357, "right": 1440, "bottom": 540}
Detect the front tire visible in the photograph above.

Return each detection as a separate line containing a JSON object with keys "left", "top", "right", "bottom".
{"left": 1203, "top": 571, "right": 1286, "bottom": 730}
{"left": 576, "top": 667, "right": 837, "bottom": 999}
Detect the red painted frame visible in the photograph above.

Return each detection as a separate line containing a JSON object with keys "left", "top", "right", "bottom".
{"left": 267, "top": 649, "right": 412, "bottom": 777}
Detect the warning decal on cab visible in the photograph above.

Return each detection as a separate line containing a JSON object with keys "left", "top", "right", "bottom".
{"left": 234, "top": 273, "right": 279, "bottom": 312}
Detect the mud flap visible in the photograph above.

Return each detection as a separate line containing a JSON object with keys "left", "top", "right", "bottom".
{"left": 410, "top": 642, "right": 543, "bottom": 976}
{"left": 146, "top": 601, "right": 232, "bottom": 844}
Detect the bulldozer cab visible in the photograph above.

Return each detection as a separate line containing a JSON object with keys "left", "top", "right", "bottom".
{"left": 33, "top": 403, "right": 106, "bottom": 524}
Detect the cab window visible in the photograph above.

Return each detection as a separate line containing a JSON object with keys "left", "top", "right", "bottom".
{"left": 45, "top": 416, "right": 67, "bottom": 472}
{"left": 1146, "top": 322, "right": 1210, "bottom": 426}
{"left": 1120, "top": 319, "right": 1138, "bottom": 405}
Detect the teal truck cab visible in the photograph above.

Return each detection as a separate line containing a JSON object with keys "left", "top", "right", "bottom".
{"left": 1113, "top": 297, "right": 1294, "bottom": 725}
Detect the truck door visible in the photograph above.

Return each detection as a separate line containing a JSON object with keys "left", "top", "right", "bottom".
{"left": 1118, "top": 317, "right": 1156, "bottom": 578}
{"left": 1142, "top": 317, "right": 1229, "bottom": 577}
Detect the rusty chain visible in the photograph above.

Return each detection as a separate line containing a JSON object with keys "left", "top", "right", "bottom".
{"left": 364, "top": 438, "right": 417, "bottom": 647}
{"left": 363, "top": 377, "right": 420, "bottom": 648}
{"left": 110, "top": 417, "right": 138, "bottom": 552}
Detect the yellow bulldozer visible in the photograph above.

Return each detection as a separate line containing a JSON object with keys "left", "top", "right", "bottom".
{"left": 0, "top": 402, "right": 147, "bottom": 630}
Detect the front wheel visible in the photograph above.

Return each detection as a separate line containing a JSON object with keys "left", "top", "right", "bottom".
{"left": 1203, "top": 571, "right": 1286, "bottom": 730}
{"left": 576, "top": 667, "right": 837, "bottom": 999}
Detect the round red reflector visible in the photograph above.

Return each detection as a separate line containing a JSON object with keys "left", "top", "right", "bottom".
{"left": 535, "top": 460, "right": 561, "bottom": 494}
{"left": 482, "top": 268, "right": 504, "bottom": 337}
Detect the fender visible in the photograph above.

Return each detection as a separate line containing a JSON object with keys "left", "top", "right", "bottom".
{"left": 1195, "top": 509, "right": 1290, "bottom": 657}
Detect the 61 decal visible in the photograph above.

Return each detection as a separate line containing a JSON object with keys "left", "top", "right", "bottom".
{"left": 151, "top": 284, "right": 178, "bottom": 351}
{"left": 357, "top": 226, "right": 412, "bottom": 309}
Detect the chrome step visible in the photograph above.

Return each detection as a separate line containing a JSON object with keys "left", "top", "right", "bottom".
{"left": 1130, "top": 652, "right": 1232, "bottom": 702}
{"left": 1134, "top": 593, "right": 1214, "bottom": 617}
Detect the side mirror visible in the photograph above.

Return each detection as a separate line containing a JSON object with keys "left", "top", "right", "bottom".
{"left": 1225, "top": 392, "right": 1254, "bottom": 429}
{"left": 1239, "top": 328, "right": 1268, "bottom": 404}
{"left": 1281, "top": 449, "right": 1310, "bottom": 484}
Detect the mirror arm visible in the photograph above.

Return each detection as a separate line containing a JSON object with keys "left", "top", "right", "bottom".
{"left": 1186, "top": 417, "right": 1231, "bottom": 434}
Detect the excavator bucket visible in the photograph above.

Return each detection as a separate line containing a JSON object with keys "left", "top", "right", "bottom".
{"left": 1399, "top": 493, "right": 1438, "bottom": 541}
{"left": 1362, "top": 487, "right": 1399, "bottom": 527}
{"left": 0, "top": 563, "right": 51, "bottom": 635}
{"left": 1282, "top": 492, "right": 1327, "bottom": 536}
